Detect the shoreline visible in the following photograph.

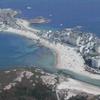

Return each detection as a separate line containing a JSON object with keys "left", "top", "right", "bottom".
{"left": 57, "top": 78, "right": 100, "bottom": 95}
{"left": 1, "top": 19, "right": 100, "bottom": 80}
{"left": 0, "top": 18, "right": 100, "bottom": 94}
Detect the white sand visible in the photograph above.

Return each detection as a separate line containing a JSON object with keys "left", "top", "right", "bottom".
{"left": 1, "top": 19, "right": 100, "bottom": 94}
{"left": 57, "top": 78, "right": 100, "bottom": 95}
{"left": 1, "top": 19, "right": 100, "bottom": 80}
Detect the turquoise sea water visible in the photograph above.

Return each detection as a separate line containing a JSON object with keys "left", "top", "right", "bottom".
{"left": 0, "top": 33, "right": 100, "bottom": 87}
{"left": 0, "top": 0, "right": 100, "bottom": 36}
{"left": 61, "top": 69, "right": 100, "bottom": 87}
{"left": 0, "top": 33, "right": 56, "bottom": 71}
{"left": 0, "top": 0, "right": 100, "bottom": 86}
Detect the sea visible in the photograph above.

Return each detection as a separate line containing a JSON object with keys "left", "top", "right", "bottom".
{"left": 0, "top": 0, "right": 100, "bottom": 36}
{"left": 0, "top": 33, "right": 56, "bottom": 71}
{"left": 0, "top": 0, "right": 100, "bottom": 86}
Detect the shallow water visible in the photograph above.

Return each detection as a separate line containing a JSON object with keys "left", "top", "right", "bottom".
{"left": 0, "top": 32, "right": 56, "bottom": 70}
{"left": 60, "top": 69, "right": 100, "bottom": 87}
{"left": 0, "top": 0, "right": 100, "bottom": 87}
{"left": 0, "top": 32, "right": 100, "bottom": 87}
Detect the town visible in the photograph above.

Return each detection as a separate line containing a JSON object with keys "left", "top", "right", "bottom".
{"left": 37, "top": 27, "right": 100, "bottom": 74}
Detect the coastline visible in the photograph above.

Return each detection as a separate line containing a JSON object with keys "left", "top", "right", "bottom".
{"left": 0, "top": 18, "right": 100, "bottom": 95}
{"left": 1, "top": 19, "right": 100, "bottom": 80}
{"left": 57, "top": 78, "right": 100, "bottom": 95}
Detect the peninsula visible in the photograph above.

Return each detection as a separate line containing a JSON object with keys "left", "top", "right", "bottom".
{"left": 0, "top": 8, "right": 100, "bottom": 95}
{"left": 0, "top": 9, "right": 100, "bottom": 79}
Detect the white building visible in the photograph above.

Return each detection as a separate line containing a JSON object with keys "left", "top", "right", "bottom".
{"left": 91, "top": 57, "right": 100, "bottom": 69}
{"left": 95, "top": 46, "right": 100, "bottom": 54}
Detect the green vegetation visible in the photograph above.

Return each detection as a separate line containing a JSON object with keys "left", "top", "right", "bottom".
{"left": 0, "top": 80, "right": 57, "bottom": 100}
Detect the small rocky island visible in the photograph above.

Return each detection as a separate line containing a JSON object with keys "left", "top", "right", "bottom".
{"left": 0, "top": 8, "right": 100, "bottom": 78}
{"left": 29, "top": 16, "right": 51, "bottom": 24}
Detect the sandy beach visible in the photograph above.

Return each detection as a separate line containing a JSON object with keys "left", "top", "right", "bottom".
{"left": 2, "top": 19, "right": 100, "bottom": 80}
{"left": 0, "top": 18, "right": 100, "bottom": 94}
{"left": 57, "top": 78, "right": 100, "bottom": 95}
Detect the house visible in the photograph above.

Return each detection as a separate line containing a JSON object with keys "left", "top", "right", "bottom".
{"left": 91, "top": 57, "right": 100, "bottom": 69}
{"left": 95, "top": 46, "right": 100, "bottom": 54}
